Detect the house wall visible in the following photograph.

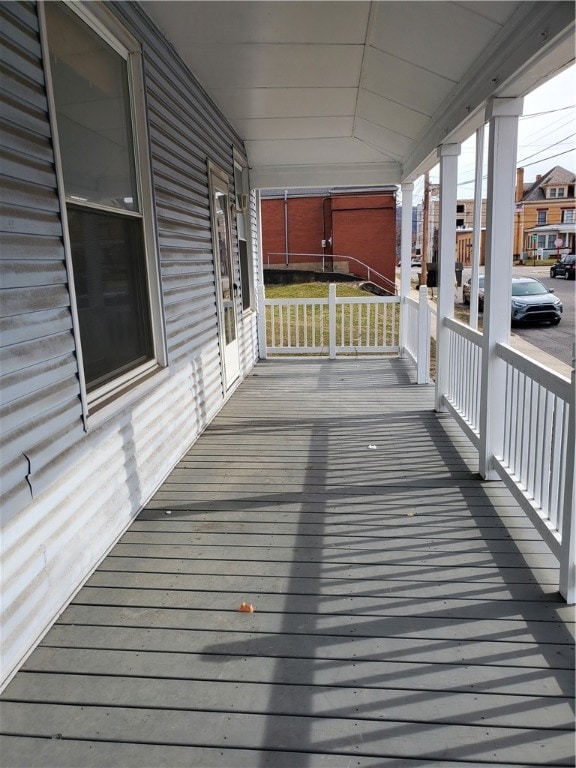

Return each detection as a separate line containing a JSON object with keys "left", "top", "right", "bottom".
{"left": 514, "top": 200, "right": 575, "bottom": 256}
{"left": 261, "top": 196, "right": 324, "bottom": 267}
{"left": 262, "top": 192, "right": 396, "bottom": 284}
{"left": 330, "top": 194, "right": 396, "bottom": 283}
{"left": 456, "top": 230, "right": 486, "bottom": 265}
{"left": 0, "top": 0, "right": 259, "bottom": 687}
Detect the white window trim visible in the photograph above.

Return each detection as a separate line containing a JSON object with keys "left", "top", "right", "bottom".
{"left": 39, "top": 1, "right": 167, "bottom": 428}
{"left": 233, "top": 150, "right": 255, "bottom": 316}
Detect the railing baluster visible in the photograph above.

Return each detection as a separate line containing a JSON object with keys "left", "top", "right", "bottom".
{"left": 533, "top": 383, "right": 545, "bottom": 509}
{"left": 503, "top": 363, "right": 511, "bottom": 466}
{"left": 526, "top": 379, "right": 537, "bottom": 498}
{"left": 549, "top": 397, "right": 564, "bottom": 528}
{"left": 555, "top": 402, "right": 569, "bottom": 532}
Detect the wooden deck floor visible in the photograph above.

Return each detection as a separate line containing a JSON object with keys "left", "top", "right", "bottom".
{"left": 1, "top": 358, "right": 574, "bottom": 767}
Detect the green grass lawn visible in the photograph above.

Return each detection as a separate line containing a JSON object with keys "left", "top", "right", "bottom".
{"left": 264, "top": 281, "right": 371, "bottom": 299}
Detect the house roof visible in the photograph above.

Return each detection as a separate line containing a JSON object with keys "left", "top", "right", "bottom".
{"left": 142, "top": 2, "right": 575, "bottom": 189}
{"left": 521, "top": 165, "right": 576, "bottom": 202}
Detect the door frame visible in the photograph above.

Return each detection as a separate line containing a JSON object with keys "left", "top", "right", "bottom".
{"left": 208, "top": 161, "right": 240, "bottom": 390}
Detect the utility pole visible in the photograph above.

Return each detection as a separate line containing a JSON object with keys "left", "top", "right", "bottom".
{"left": 421, "top": 171, "right": 430, "bottom": 287}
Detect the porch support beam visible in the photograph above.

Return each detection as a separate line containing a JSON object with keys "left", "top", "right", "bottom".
{"left": 399, "top": 182, "right": 414, "bottom": 357}
{"left": 479, "top": 97, "right": 523, "bottom": 480}
{"left": 434, "top": 143, "right": 460, "bottom": 412}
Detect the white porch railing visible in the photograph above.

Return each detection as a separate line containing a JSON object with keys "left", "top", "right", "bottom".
{"left": 444, "top": 317, "right": 483, "bottom": 446}
{"left": 260, "top": 284, "right": 399, "bottom": 358}
{"left": 429, "top": 310, "right": 575, "bottom": 602}
{"left": 494, "top": 344, "right": 574, "bottom": 564}
{"left": 402, "top": 286, "right": 432, "bottom": 385}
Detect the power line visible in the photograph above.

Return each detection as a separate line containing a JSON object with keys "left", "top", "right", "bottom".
{"left": 521, "top": 148, "right": 575, "bottom": 168}
{"left": 519, "top": 115, "right": 574, "bottom": 147}
{"left": 520, "top": 105, "right": 575, "bottom": 118}
{"left": 517, "top": 133, "right": 576, "bottom": 164}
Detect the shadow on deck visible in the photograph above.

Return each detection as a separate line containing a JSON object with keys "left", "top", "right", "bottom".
{"left": 1, "top": 358, "right": 574, "bottom": 767}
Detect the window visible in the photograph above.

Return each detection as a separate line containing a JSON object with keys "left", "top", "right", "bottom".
{"left": 557, "top": 187, "right": 565, "bottom": 198}
{"left": 233, "top": 156, "right": 254, "bottom": 312}
{"left": 537, "top": 210, "right": 547, "bottom": 225}
{"left": 562, "top": 209, "right": 575, "bottom": 224}
{"left": 43, "top": 2, "right": 163, "bottom": 405}
{"left": 549, "top": 188, "right": 557, "bottom": 198}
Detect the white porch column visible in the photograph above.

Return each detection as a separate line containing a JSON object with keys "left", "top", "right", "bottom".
{"left": 255, "top": 189, "right": 268, "bottom": 360}
{"left": 399, "top": 182, "right": 414, "bottom": 357}
{"left": 479, "top": 97, "right": 523, "bottom": 479}
{"left": 470, "top": 125, "right": 485, "bottom": 331}
{"left": 434, "top": 143, "right": 460, "bottom": 412}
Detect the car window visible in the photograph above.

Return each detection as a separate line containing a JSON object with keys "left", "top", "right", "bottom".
{"left": 512, "top": 281, "right": 547, "bottom": 296}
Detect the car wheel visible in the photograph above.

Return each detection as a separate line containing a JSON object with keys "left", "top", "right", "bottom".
{"left": 564, "top": 272, "right": 570, "bottom": 280}
{"left": 550, "top": 318, "right": 561, "bottom": 325}
{"left": 550, "top": 269, "right": 555, "bottom": 278}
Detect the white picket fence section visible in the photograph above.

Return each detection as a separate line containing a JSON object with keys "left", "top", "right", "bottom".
{"left": 402, "top": 286, "right": 432, "bottom": 384}
{"left": 444, "top": 317, "right": 483, "bottom": 445}
{"left": 433, "top": 310, "right": 574, "bottom": 601}
{"left": 494, "top": 343, "right": 574, "bottom": 563}
{"left": 261, "top": 284, "right": 400, "bottom": 357}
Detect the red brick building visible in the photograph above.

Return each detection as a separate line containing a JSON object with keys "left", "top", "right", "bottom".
{"left": 261, "top": 188, "right": 397, "bottom": 289}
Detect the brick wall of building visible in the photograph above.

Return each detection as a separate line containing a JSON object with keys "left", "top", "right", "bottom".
{"left": 261, "top": 197, "right": 324, "bottom": 268}
{"left": 330, "top": 194, "right": 396, "bottom": 283}
{"left": 262, "top": 192, "right": 396, "bottom": 286}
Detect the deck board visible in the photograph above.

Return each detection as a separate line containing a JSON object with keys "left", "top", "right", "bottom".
{"left": 1, "top": 358, "right": 574, "bottom": 767}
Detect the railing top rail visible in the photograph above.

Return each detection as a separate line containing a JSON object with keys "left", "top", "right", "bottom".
{"left": 264, "top": 294, "right": 399, "bottom": 306}
{"left": 336, "top": 295, "right": 400, "bottom": 305}
{"left": 497, "top": 342, "right": 573, "bottom": 398}
{"left": 265, "top": 297, "right": 328, "bottom": 306}
{"left": 444, "top": 316, "right": 483, "bottom": 346}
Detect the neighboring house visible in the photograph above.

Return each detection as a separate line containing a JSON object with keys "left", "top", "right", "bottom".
{"left": 456, "top": 228, "right": 486, "bottom": 266}
{"left": 1, "top": 1, "right": 259, "bottom": 685}
{"left": 261, "top": 188, "right": 397, "bottom": 289}
{"left": 514, "top": 166, "right": 576, "bottom": 258}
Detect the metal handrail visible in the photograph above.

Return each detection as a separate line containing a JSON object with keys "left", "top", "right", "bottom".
{"left": 266, "top": 252, "right": 398, "bottom": 295}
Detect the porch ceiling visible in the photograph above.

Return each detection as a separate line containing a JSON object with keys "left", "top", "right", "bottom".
{"left": 142, "top": 1, "right": 575, "bottom": 189}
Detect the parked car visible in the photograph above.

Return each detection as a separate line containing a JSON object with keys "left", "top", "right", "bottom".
{"left": 511, "top": 277, "right": 562, "bottom": 325}
{"left": 462, "top": 275, "right": 485, "bottom": 309}
{"left": 463, "top": 275, "right": 562, "bottom": 325}
{"left": 550, "top": 254, "right": 575, "bottom": 280}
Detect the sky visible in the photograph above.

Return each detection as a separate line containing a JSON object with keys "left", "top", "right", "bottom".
{"left": 412, "top": 64, "right": 576, "bottom": 202}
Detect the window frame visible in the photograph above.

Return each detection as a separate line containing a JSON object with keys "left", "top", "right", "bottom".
{"left": 536, "top": 209, "right": 547, "bottom": 225}
{"left": 233, "top": 151, "right": 255, "bottom": 315}
{"left": 561, "top": 208, "right": 575, "bottom": 224}
{"left": 39, "top": 1, "right": 167, "bottom": 426}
